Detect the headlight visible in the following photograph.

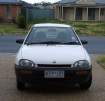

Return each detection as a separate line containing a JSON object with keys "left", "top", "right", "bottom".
{"left": 19, "top": 59, "right": 35, "bottom": 68}
{"left": 73, "top": 60, "right": 89, "bottom": 68}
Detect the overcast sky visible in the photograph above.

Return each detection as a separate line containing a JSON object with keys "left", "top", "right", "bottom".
{"left": 22, "top": 0, "right": 60, "bottom": 3}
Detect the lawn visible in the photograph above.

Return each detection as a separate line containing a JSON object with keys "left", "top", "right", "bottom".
{"left": 0, "top": 20, "right": 105, "bottom": 36}
{"left": 71, "top": 21, "right": 105, "bottom": 36}
{"left": 97, "top": 56, "right": 105, "bottom": 68}
{"left": 0, "top": 23, "right": 28, "bottom": 35}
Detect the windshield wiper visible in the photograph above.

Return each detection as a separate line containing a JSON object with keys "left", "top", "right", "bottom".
{"left": 26, "top": 41, "right": 63, "bottom": 45}
{"left": 62, "top": 42, "right": 80, "bottom": 45}
{"left": 26, "top": 41, "right": 80, "bottom": 45}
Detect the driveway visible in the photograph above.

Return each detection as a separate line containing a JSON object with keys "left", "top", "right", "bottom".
{"left": 0, "top": 54, "right": 105, "bottom": 101}
{"left": 0, "top": 35, "right": 105, "bottom": 54}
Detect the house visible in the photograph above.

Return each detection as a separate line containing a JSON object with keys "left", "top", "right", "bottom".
{"left": 0, "top": 0, "right": 22, "bottom": 22}
{"left": 54, "top": 0, "right": 105, "bottom": 21}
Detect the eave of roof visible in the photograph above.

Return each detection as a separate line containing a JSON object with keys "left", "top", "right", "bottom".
{"left": 0, "top": 2, "right": 22, "bottom": 5}
{"left": 56, "top": 2, "right": 105, "bottom": 7}
{"left": 0, "top": 0, "right": 22, "bottom": 5}
{"left": 55, "top": 0, "right": 105, "bottom": 6}
{"left": 57, "top": 0, "right": 105, "bottom": 4}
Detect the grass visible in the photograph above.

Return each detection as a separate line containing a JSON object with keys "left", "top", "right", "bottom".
{"left": 97, "top": 56, "right": 105, "bottom": 68}
{"left": 0, "top": 23, "right": 28, "bottom": 35}
{"left": 70, "top": 21, "right": 105, "bottom": 36}
{"left": 0, "top": 19, "right": 105, "bottom": 36}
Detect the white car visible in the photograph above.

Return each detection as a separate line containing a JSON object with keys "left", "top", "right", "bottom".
{"left": 15, "top": 23, "right": 92, "bottom": 90}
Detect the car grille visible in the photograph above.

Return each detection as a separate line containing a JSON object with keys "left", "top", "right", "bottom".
{"left": 37, "top": 64, "right": 71, "bottom": 68}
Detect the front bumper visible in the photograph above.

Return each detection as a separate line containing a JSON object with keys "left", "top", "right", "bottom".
{"left": 15, "top": 65, "right": 92, "bottom": 84}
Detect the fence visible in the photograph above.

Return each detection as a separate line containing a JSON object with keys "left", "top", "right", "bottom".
{"left": 22, "top": 7, "right": 55, "bottom": 22}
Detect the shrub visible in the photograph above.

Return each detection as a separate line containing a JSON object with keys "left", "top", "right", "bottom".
{"left": 16, "top": 14, "right": 26, "bottom": 29}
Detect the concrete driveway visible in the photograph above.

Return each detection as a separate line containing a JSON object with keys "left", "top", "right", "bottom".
{"left": 0, "top": 35, "right": 105, "bottom": 54}
{"left": 0, "top": 54, "right": 105, "bottom": 101}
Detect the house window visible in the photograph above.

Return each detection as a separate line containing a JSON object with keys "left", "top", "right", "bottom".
{"left": 101, "top": 8, "right": 105, "bottom": 16}
{"left": 88, "top": 8, "right": 95, "bottom": 20}
{"left": 75, "top": 8, "right": 83, "bottom": 20}
{"left": 6, "top": 6, "right": 11, "bottom": 17}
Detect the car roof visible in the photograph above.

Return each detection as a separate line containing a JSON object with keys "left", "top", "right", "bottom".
{"left": 33, "top": 23, "right": 71, "bottom": 28}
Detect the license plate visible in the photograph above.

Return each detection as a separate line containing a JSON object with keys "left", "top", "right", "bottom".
{"left": 44, "top": 70, "right": 64, "bottom": 78}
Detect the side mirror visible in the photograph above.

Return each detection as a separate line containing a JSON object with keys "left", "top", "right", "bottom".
{"left": 16, "top": 39, "right": 24, "bottom": 44}
{"left": 81, "top": 40, "right": 88, "bottom": 45}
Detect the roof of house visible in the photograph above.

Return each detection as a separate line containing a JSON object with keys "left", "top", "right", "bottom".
{"left": 0, "top": 0, "right": 21, "bottom": 4}
{"left": 55, "top": 0, "right": 105, "bottom": 7}
{"left": 57, "top": 0, "right": 105, "bottom": 4}
{"left": 58, "top": 0, "right": 75, "bottom": 4}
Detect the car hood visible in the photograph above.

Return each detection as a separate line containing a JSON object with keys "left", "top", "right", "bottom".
{"left": 20, "top": 45, "right": 88, "bottom": 65}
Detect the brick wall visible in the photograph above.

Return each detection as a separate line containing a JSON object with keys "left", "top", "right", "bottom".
{"left": 0, "top": 5, "right": 5, "bottom": 17}
{"left": 0, "top": 4, "right": 21, "bottom": 22}
{"left": 11, "top": 6, "right": 21, "bottom": 18}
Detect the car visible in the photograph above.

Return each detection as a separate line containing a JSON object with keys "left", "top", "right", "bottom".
{"left": 15, "top": 23, "right": 92, "bottom": 90}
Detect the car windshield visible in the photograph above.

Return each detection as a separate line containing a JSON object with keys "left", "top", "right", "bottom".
{"left": 25, "top": 27, "right": 80, "bottom": 45}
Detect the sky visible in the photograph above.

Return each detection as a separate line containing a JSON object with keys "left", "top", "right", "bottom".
{"left": 22, "top": 0, "right": 60, "bottom": 4}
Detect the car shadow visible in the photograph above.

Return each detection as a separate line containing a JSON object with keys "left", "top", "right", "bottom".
{"left": 22, "top": 84, "right": 89, "bottom": 94}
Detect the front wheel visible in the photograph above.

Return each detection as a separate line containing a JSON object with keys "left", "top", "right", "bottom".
{"left": 16, "top": 78, "right": 25, "bottom": 91}
{"left": 80, "top": 75, "right": 92, "bottom": 90}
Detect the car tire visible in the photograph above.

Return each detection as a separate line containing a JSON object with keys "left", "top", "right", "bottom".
{"left": 16, "top": 79, "right": 25, "bottom": 91}
{"left": 80, "top": 75, "right": 92, "bottom": 90}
